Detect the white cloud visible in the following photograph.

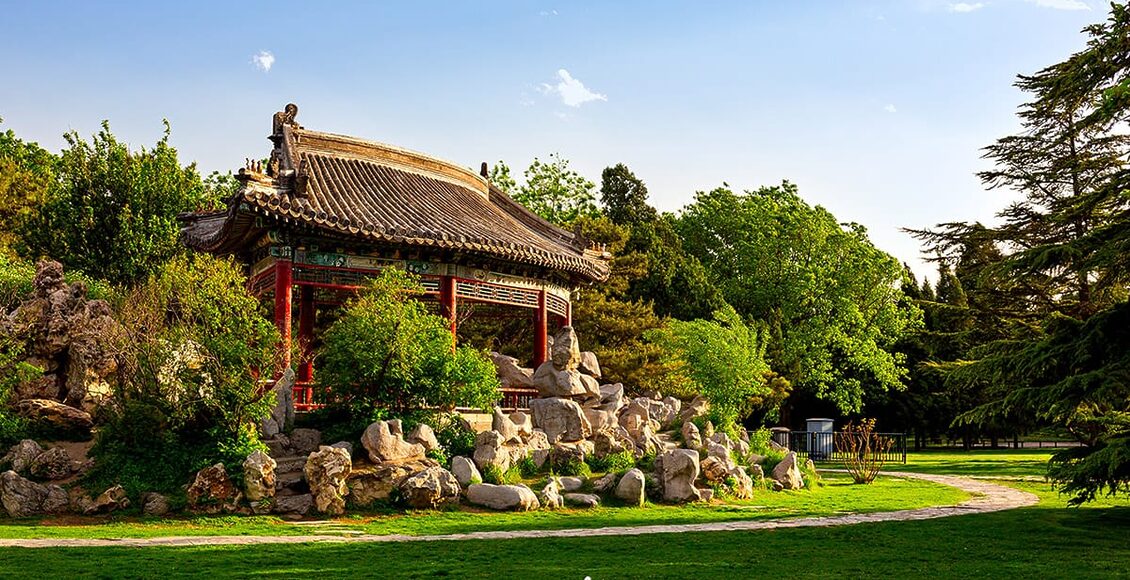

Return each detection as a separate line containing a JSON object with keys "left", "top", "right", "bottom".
{"left": 948, "top": 2, "right": 985, "bottom": 12}
{"left": 884, "top": 104, "right": 898, "bottom": 113}
{"left": 540, "top": 69, "right": 607, "bottom": 108}
{"left": 1026, "top": 0, "right": 1089, "bottom": 9}
{"left": 539, "top": 9, "right": 558, "bottom": 16}
{"left": 251, "top": 50, "right": 275, "bottom": 72}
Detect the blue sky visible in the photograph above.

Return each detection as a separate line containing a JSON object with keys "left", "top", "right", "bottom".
{"left": 0, "top": 1, "right": 1106, "bottom": 279}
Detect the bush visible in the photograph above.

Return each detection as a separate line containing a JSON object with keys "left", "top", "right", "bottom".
{"left": 318, "top": 269, "right": 501, "bottom": 421}
{"left": 746, "top": 427, "right": 773, "bottom": 456}
{"left": 838, "top": 419, "right": 890, "bottom": 484}
{"left": 0, "top": 334, "right": 36, "bottom": 447}
{"left": 552, "top": 456, "right": 592, "bottom": 478}
{"left": 517, "top": 454, "right": 542, "bottom": 478}
{"left": 586, "top": 450, "right": 636, "bottom": 474}
{"left": 87, "top": 255, "right": 282, "bottom": 496}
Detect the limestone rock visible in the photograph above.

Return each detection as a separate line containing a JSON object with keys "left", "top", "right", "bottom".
{"left": 305, "top": 445, "right": 351, "bottom": 515}
{"left": 583, "top": 407, "right": 619, "bottom": 433}
{"left": 472, "top": 430, "right": 510, "bottom": 472}
{"left": 563, "top": 493, "right": 600, "bottom": 508}
{"left": 549, "top": 442, "right": 587, "bottom": 473}
{"left": 615, "top": 468, "right": 646, "bottom": 507}
{"left": 531, "top": 363, "right": 599, "bottom": 401}
{"left": 399, "top": 467, "right": 461, "bottom": 509}
{"left": 598, "top": 383, "right": 625, "bottom": 412}
{"left": 2, "top": 440, "right": 44, "bottom": 476}
{"left": 489, "top": 352, "right": 535, "bottom": 388}
{"left": 407, "top": 424, "right": 440, "bottom": 452}
{"left": 558, "top": 476, "right": 585, "bottom": 492}
{"left": 15, "top": 399, "right": 93, "bottom": 440}
{"left": 681, "top": 421, "right": 702, "bottom": 450}
{"left": 551, "top": 326, "right": 582, "bottom": 370}
{"left": 261, "top": 368, "right": 295, "bottom": 437}
{"left": 578, "top": 351, "right": 602, "bottom": 378}
{"left": 1, "top": 470, "right": 66, "bottom": 517}
{"left": 362, "top": 420, "right": 425, "bottom": 464}
{"left": 679, "top": 395, "right": 709, "bottom": 423}
{"left": 275, "top": 493, "right": 314, "bottom": 515}
{"left": 30, "top": 447, "right": 72, "bottom": 481}
{"left": 450, "top": 456, "right": 481, "bottom": 487}
{"left": 540, "top": 477, "right": 564, "bottom": 509}
{"left": 242, "top": 450, "right": 277, "bottom": 502}
{"left": 141, "top": 492, "right": 170, "bottom": 516}
{"left": 289, "top": 428, "right": 323, "bottom": 456}
{"left": 187, "top": 464, "right": 242, "bottom": 514}
{"left": 526, "top": 429, "right": 550, "bottom": 451}
{"left": 509, "top": 411, "right": 533, "bottom": 439}
{"left": 619, "top": 399, "right": 658, "bottom": 443}
{"left": 465, "top": 483, "right": 540, "bottom": 511}
{"left": 699, "top": 487, "right": 715, "bottom": 502}
{"left": 592, "top": 428, "right": 633, "bottom": 458}
{"left": 347, "top": 458, "right": 438, "bottom": 507}
{"left": 530, "top": 397, "right": 591, "bottom": 443}
{"left": 657, "top": 449, "right": 702, "bottom": 503}
{"left": 591, "top": 472, "right": 618, "bottom": 493}
{"left": 492, "top": 407, "right": 520, "bottom": 444}
{"left": 85, "top": 485, "right": 130, "bottom": 515}
{"left": 770, "top": 452, "right": 805, "bottom": 490}
{"left": 700, "top": 456, "right": 731, "bottom": 484}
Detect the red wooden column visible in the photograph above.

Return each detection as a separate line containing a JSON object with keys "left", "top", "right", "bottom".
{"left": 534, "top": 289, "right": 548, "bottom": 366}
{"left": 274, "top": 258, "right": 294, "bottom": 368}
{"left": 439, "top": 276, "right": 458, "bottom": 345}
{"left": 297, "top": 285, "right": 315, "bottom": 383}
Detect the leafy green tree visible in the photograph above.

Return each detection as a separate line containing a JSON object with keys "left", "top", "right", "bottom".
{"left": 509, "top": 153, "right": 599, "bottom": 226}
{"left": 678, "top": 183, "right": 920, "bottom": 414}
{"left": 0, "top": 119, "right": 56, "bottom": 254}
{"left": 646, "top": 306, "right": 789, "bottom": 430}
{"left": 18, "top": 121, "right": 223, "bottom": 285}
{"left": 318, "top": 268, "right": 501, "bottom": 419}
{"left": 622, "top": 215, "right": 726, "bottom": 321}
{"left": 600, "top": 163, "right": 657, "bottom": 226}
{"left": 90, "top": 254, "right": 283, "bottom": 495}
{"left": 487, "top": 160, "right": 517, "bottom": 195}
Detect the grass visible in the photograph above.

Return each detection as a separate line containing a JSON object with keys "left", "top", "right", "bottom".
{"left": 888, "top": 449, "right": 1056, "bottom": 478}
{"left": 0, "top": 479, "right": 1125, "bottom": 579}
{"left": 0, "top": 472, "right": 967, "bottom": 539}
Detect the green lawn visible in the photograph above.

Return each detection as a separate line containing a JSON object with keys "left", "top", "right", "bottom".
{"left": 888, "top": 448, "right": 1056, "bottom": 478}
{"left": 0, "top": 472, "right": 966, "bottom": 539}
{"left": 0, "top": 480, "right": 1126, "bottom": 579}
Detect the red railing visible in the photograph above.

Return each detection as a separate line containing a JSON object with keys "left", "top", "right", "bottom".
{"left": 282, "top": 382, "right": 535, "bottom": 413}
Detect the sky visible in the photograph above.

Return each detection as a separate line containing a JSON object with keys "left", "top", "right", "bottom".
{"left": 0, "top": 1, "right": 1108, "bottom": 280}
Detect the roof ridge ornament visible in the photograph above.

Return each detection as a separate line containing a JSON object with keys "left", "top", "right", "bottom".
{"left": 272, "top": 103, "right": 301, "bottom": 137}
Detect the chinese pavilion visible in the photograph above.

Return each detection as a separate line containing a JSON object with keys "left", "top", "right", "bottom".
{"left": 179, "top": 104, "right": 610, "bottom": 408}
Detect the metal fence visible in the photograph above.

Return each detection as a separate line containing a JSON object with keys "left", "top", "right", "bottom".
{"left": 774, "top": 430, "right": 908, "bottom": 464}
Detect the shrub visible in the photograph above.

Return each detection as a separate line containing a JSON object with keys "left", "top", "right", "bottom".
{"left": 552, "top": 456, "right": 592, "bottom": 478}
{"left": 480, "top": 463, "right": 522, "bottom": 485}
{"left": 746, "top": 427, "right": 773, "bottom": 456}
{"left": 838, "top": 418, "right": 891, "bottom": 484}
{"left": 517, "top": 454, "right": 542, "bottom": 478}
{"left": 434, "top": 414, "right": 477, "bottom": 461}
{"left": 318, "top": 269, "right": 501, "bottom": 421}
{"left": 87, "top": 255, "right": 282, "bottom": 497}
{"left": 587, "top": 450, "right": 636, "bottom": 474}
{"left": 645, "top": 306, "right": 790, "bottom": 432}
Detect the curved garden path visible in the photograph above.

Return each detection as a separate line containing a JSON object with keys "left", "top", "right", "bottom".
{"left": 0, "top": 471, "right": 1037, "bottom": 549}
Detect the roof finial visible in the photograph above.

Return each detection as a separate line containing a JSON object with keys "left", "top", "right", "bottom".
{"left": 480, "top": 162, "right": 489, "bottom": 178}
{"left": 272, "top": 103, "right": 300, "bottom": 136}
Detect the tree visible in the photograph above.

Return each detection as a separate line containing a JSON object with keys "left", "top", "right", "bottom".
{"left": 510, "top": 153, "right": 600, "bottom": 226}
{"left": 600, "top": 163, "right": 657, "bottom": 226}
{"left": 18, "top": 121, "right": 224, "bottom": 286}
{"left": 0, "top": 119, "right": 56, "bottom": 254}
{"left": 678, "top": 183, "right": 920, "bottom": 414}
{"left": 646, "top": 306, "right": 790, "bottom": 430}
{"left": 318, "top": 268, "right": 501, "bottom": 419}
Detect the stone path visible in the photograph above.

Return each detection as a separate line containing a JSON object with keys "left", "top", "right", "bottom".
{"left": 0, "top": 471, "right": 1037, "bottom": 549}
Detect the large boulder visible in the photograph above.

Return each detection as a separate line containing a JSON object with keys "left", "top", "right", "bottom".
{"left": 619, "top": 399, "right": 659, "bottom": 443}
{"left": 15, "top": 399, "right": 93, "bottom": 440}
{"left": 551, "top": 326, "right": 582, "bottom": 370}
{"left": 187, "top": 464, "right": 242, "bottom": 514}
{"left": 597, "top": 383, "right": 625, "bottom": 412}
{"left": 242, "top": 450, "right": 277, "bottom": 502}
{"left": 489, "top": 352, "right": 535, "bottom": 388}
{"left": 563, "top": 493, "right": 600, "bottom": 508}
{"left": 275, "top": 493, "right": 314, "bottom": 516}
{"left": 362, "top": 420, "right": 426, "bottom": 464}
{"left": 399, "top": 467, "right": 461, "bottom": 509}
{"left": 260, "top": 368, "right": 295, "bottom": 437}
{"left": 2, "top": 440, "right": 44, "bottom": 476}
{"left": 347, "top": 458, "right": 438, "bottom": 507}
{"left": 466, "top": 483, "right": 540, "bottom": 511}
{"left": 771, "top": 452, "right": 805, "bottom": 490}
{"left": 592, "top": 428, "right": 634, "bottom": 458}
{"left": 615, "top": 468, "right": 647, "bottom": 507}
{"left": 450, "top": 456, "right": 481, "bottom": 487}
{"left": 529, "top": 397, "right": 591, "bottom": 443}
{"left": 509, "top": 411, "right": 533, "bottom": 439}
{"left": 491, "top": 407, "right": 521, "bottom": 444}
{"left": 656, "top": 449, "right": 702, "bottom": 503}
{"left": 30, "top": 447, "right": 73, "bottom": 481}
{"left": 141, "top": 492, "right": 170, "bottom": 516}
{"left": 0, "top": 470, "right": 67, "bottom": 517}
{"left": 289, "top": 428, "right": 323, "bottom": 456}
{"left": 583, "top": 407, "right": 619, "bottom": 433}
{"left": 679, "top": 395, "right": 709, "bottom": 423}
{"left": 85, "top": 485, "right": 130, "bottom": 515}
{"left": 305, "top": 446, "right": 352, "bottom": 515}
{"left": 407, "top": 424, "right": 440, "bottom": 452}
{"left": 681, "top": 421, "right": 702, "bottom": 450}
{"left": 531, "top": 363, "right": 600, "bottom": 401}
{"left": 591, "top": 472, "right": 618, "bottom": 493}
{"left": 578, "top": 351, "right": 602, "bottom": 379}
{"left": 472, "top": 430, "right": 510, "bottom": 472}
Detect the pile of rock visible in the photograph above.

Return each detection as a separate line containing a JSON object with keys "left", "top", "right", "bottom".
{"left": 0, "top": 439, "right": 136, "bottom": 518}
{"left": 2, "top": 261, "right": 123, "bottom": 440}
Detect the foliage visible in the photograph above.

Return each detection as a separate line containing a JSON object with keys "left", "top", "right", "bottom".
{"left": 551, "top": 455, "right": 591, "bottom": 478}
{"left": 600, "top": 163, "right": 657, "bottom": 226}
{"left": 586, "top": 450, "right": 636, "bottom": 474}
{"left": 486, "top": 160, "right": 517, "bottom": 195}
{"left": 517, "top": 454, "right": 542, "bottom": 478}
{"left": 647, "top": 306, "right": 788, "bottom": 430}
{"left": 433, "top": 414, "right": 478, "bottom": 462}
{"left": 0, "top": 335, "right": 35, "bottom": 447}
{"left": 16, "top": 121, "right": 224, "bottom": 286}
{"left": 510, "top": 153, "right": 600, "bottom": 226}
{"left": 318, "top": 268, "right": 501, "bottom": 419}
{"left": 88, "top": 254, "right": 282, "bottom": 496}
{"left": 0, "top": 253, "right": 36, "bottom": 312}
{"left": 480, "top": 463, "right": 523, "bottom": 485}
{"left": 679, "top": 183, "right": 920, "bottom": 414}
{"left": 0, "top": 119, "right": 56, "bottom": 255}
{"left": 838, "top": 419, "right": 892, "bottom": 484}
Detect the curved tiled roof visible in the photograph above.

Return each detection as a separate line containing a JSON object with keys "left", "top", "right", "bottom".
{"left": 180, "top": 120, "right": 609, "bottom": 282}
